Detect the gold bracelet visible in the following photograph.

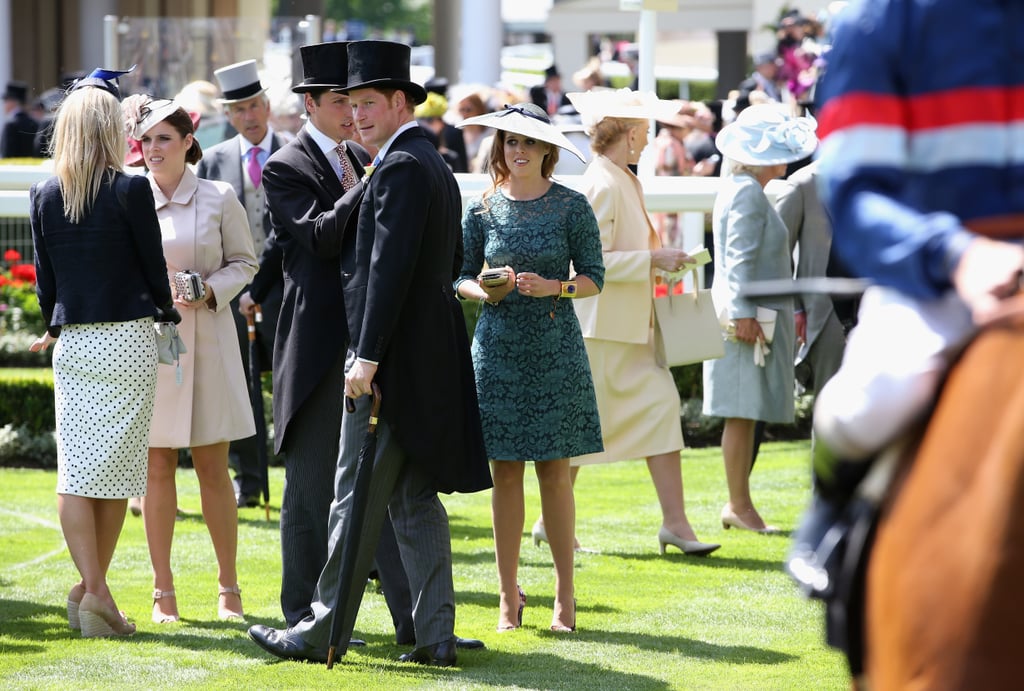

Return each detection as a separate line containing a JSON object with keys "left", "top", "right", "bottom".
{"left": 559, "top": 281, "right": 578, "bottom": 299}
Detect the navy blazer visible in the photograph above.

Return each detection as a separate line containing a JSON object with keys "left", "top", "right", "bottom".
{"left": 260, "top": 128, "right": 368, "bottom": 454}
{"left": 342, "top": 125, "right": 490, "bottom": 494}
{"left": 30, "top": 172, "right": 174, "bottom": 337}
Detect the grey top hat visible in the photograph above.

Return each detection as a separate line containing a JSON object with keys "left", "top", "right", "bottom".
{"left": 214, "top": 59, "right": 267, "bottom": 104}
{"left": 338, "top": 40, "right": 427, "bottom": 105}
{"left": 292, "top": 41, "right": 350, "bottom": 93}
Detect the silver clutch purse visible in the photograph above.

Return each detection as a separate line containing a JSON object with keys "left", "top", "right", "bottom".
{"left": 173, "top": 270, "right": 206, "bottom": 302}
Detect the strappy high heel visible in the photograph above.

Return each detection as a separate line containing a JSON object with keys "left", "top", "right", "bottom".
{"left": 218, "top": 584, "right": 245, "bottom": 621}
{"left": 497, "top": 585, "right": 527, "bottom": 632}
{"left": 152, "top": 588, "right": 179, "bottom": 624}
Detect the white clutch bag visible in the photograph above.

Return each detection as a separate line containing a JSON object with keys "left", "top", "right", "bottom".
{"left": 719, "top": 307, "right": 778, "bottom": 367}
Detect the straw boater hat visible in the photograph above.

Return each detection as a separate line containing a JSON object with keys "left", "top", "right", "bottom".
{"left": 339, "top": 40, "right": 427, "bottom": 105}
{"left": 567, "top": 88, "right": 682, "bottom": 134}
{"left": 213, "top": 59, "right": 267, "bottom": 104}
{"left": 292, "top": 42, "right": 350, "bottom": 93}
{"left": 457, "top": 102, "right": 587, "bottom": 162}
{"left": 714, "top": 103, "right": 817, "bottom": 166}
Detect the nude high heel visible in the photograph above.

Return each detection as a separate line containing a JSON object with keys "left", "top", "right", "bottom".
{"left": 657, "top": 526, "right": 721, "bottom": 556}
{"left": 152, "top": 588, "right": 179, "bottom": 624}
{"left": 79, "top": 593, "right": 136, "bottom": 638}
{"left": 218, "top": 584, "right": 245, "bottom": 621}
{"left": 67, "top": 584, "right": 85, "bottom": 630}
{"left": 721, "top": 506, "right": 780, "bottom": 534}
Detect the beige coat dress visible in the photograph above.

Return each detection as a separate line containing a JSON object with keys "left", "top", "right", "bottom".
{"left": 572, "top": 154, "right": 684, "bottom": 466}
{"left": 148, "top": 168, "right": 258, "bottom": 448}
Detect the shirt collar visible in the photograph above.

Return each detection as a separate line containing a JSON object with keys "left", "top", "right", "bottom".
{"left": 148, "top": 167, "right": 198, "bottom": 210}
{"left": 373, "top": 120, "right": 419, "bottom": 164}
{"left": 305, "top": 120, "right": 341, "bottom": 157}
{"left": 237, "top": 127, "right": 274, "bottom": 157}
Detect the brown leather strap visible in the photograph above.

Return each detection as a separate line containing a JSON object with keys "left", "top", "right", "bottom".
{"left": 964, "top": 215, "right": 1024, "bottom": 239}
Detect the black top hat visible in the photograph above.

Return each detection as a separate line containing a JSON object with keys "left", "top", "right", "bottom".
{"left": 544, "top": 65, "right": 561, "bottom": 79}
{"left": 2, "top": 81, "right": 29, "bottom": 103}
{"left": 341, "top": 40, "right": 427, "bottom": 105}
{"left": 292, "top": 41, "right": 350, "bottom": 93}
{"left": 424, "top": 76, "right": 448, "bottom": 96}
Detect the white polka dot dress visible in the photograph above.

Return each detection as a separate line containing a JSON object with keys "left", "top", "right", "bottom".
{"left": 52, "top": 317, "right": 158, "bottom": 499}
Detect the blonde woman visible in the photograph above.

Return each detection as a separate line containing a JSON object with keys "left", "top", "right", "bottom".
{"left": 542, "top": 88, "right": 719, "bottom": 557}
{"left": 123, "top": 96, "right": 258, "bottom": 623}
{"left": 29, "top": 84, "right": 178, "bottom": 637}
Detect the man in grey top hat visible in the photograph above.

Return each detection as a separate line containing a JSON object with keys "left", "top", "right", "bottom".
{"left": 196, "top": 59, "right": 287, "bottom": 509}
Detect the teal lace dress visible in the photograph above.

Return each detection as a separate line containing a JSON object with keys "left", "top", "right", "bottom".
{"left": 458, "top": 182, "right": 606, "bottom": 461}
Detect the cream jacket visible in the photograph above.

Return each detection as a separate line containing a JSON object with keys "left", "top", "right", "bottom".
{"left": 573, "top": 154, "right": 659, "bottom": 344}
{"left": 148, "top": 168, "right": 258, "bottom": 448}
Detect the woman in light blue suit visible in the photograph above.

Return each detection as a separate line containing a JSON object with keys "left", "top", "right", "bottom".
{"left": 704, "top": 104, "right": 818, "bottom": 533}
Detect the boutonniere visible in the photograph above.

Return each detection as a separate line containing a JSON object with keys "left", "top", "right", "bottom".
{"left": 361, "top": 164, "right": 376, "bottom": 183}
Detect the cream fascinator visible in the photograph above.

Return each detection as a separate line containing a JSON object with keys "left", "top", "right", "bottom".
{"left": 122, "top": 95, "right": 181, "bottom": 140}
{"left": 714, "top": 103, "right": 818, "bottom": 166}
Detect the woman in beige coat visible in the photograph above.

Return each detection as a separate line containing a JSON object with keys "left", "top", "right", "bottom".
{"left": 124, "top": 96, "right": 258, "bottom": 623}
{"left": 533, "top": 89, "right": 719, "bottom": 556}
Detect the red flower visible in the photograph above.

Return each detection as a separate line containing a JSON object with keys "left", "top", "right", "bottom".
{"left": 3, "top": 249, "right": 20, "bottom": 263}
{"left": 10, "top": 263, "right": 35, "bottom": 283}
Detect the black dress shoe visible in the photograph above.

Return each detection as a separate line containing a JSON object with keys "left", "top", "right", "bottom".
{"left": 398, "top": 637, "right": 457, "bottom": 667}
{"left": 248, "top": 624, "right": 327, "bottom": 663}
{"left": 455, "top": 636, "right": 485, "bottom": 650}
{"left": 236, "top": 492, "right": 260, "bottom": 508}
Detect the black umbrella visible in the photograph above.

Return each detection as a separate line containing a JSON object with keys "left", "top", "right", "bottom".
{"left": 326, "top": 382, "right": 382, "bottom": 669}
{"left": 245, "top": 306, "right": 271, "bottom": 521}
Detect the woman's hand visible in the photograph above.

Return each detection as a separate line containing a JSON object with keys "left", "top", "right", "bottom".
{"left": 515, "top": 271, "right": 559, "bottom": 298}
{"left": 480, "top": 266, "right": 516, "bottom": 303}
{"left": 651, "top": 248, "right": 693, "bottom": 273}
{"left": 29, "top": 332, "right": 56, "bottom": 352}
{"left": 732, "top": 317, "right": 764, "bottom": 345}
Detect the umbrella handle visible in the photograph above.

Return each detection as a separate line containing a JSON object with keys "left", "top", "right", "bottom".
{"left": 343, "top": 382, "right": 382, "bottom": 433}
{"left": 244, "top": 305, "right": 263, "bottom": 342}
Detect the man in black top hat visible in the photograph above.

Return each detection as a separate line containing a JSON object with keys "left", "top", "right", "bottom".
{"left": 240, "top": 42, "right": 412, "bottom": 642}
{"left": 2, "top": 81, "right": 39, "bottom": 158}
{"left": 197, "top": 59, "right": 287, "bottom": 509}
{"left": 530, "top": 65, "right": 572, "bottom": 117}
{"left": 249, "top": 39, "right": 491, "bottom": 668}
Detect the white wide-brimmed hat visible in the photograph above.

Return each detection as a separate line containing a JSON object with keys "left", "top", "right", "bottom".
{"left": 567, "top": 88, "right": 681, "bottom": 133}
{"left": 457, "top": 102, "right": 586, "bottom": 162}
{"left": 214, "top": 59, "right": 267, "bottom": 104}
{"left": 715, "top": 103, "right": 817, "bottom": 166}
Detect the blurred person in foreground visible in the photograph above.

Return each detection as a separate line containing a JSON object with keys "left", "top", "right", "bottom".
{"left": 456, "top": 102, "right": 605, "bottom": 633}
{"left": 29, "top": 84, "right": 178, "bottom": 637}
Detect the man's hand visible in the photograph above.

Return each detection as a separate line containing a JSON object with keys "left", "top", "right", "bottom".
{"left": 238, "top": 291, "right": 258, "bottom": 317}
{"left": 345, "top": 359, "right": 378, "bottom": 399}
{"left": 953, "top": 236, "right": 1024, "bottom": 325}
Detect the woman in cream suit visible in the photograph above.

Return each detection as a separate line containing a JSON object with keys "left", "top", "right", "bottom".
{"left": 123, "top": 96, "right": 258, "bottom": 623}
{"left": 537, "top": 89, "right": 720, "bottom": 556}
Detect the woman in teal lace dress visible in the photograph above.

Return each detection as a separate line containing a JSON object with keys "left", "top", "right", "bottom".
{"left": 456, "top": 103, "right": 604, "bottom": 634}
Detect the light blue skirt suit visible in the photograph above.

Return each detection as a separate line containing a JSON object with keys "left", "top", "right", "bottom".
{"left": 703, "top": 172, "right": 795, "bottom": 424}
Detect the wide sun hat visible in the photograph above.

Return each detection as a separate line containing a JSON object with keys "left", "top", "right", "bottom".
{"left": 714, "top": 103, "right": 817, "bottom": 166}
{"left": 457, "top": 102, "right": 587, "bottom": 162}
{"left": 567, "top": 88, "right": 681, "bottom": 134}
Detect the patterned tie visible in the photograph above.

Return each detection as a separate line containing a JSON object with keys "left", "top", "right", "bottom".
{"left": 336, "top": 141, "right": 358, "bottom": 191}
{"left": 247, "top": 146, "right": 262, "bottom": 188}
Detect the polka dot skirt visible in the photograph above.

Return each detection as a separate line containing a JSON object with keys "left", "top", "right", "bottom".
{"left": 53, "top": 317, "right": 158, "bottom": 499}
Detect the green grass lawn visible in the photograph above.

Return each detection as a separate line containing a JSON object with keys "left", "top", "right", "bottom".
{"left": 0, "top": 441, "right": 847, "bottom": 690}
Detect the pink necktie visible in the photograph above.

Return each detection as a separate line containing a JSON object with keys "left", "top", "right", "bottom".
{"left": 247, "top": 147, "right": 262, "bottom": 188}
{"left": 336, "top": 141, "right": 358, "bottom": 191}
